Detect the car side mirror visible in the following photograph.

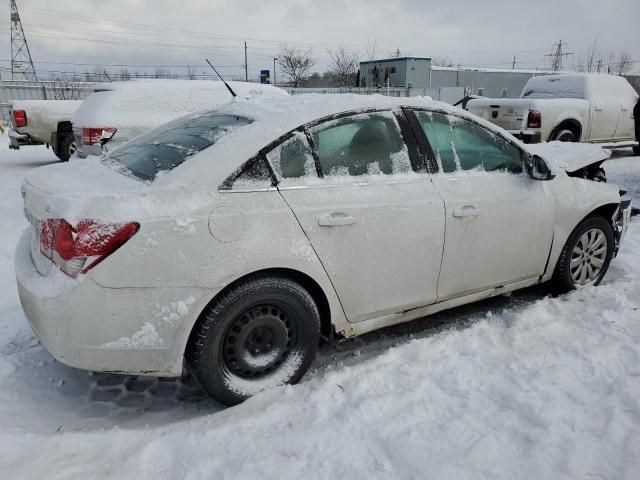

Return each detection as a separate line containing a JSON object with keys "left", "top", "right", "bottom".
{"left": 525, "top": 154, "right": 555, "bottom": 181}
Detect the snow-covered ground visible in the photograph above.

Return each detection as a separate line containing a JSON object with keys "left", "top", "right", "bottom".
{"left": 1, "top": 134, "right": 639, "bottom": 479}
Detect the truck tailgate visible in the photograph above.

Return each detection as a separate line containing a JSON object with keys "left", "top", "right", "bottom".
{"left": 467, "top": 99, "right": 530, "bottom": 130}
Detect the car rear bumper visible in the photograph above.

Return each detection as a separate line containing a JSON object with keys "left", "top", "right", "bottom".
{"left": 15, "top": 229, "right": 209, "bottom": 377}
{"left": 8, "top": 128, "right": 43, "bottom": 149}
{"left": 507, "top": 129, "right": 542, "bottom": 144}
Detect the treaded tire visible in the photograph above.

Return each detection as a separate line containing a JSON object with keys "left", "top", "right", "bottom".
{"left": 186, "top": 276, "right": 320, "bottom": 406}
{"left": 56, "top": 133, "right": 76, "bottom": 162}
{"left": 552, "top": 129, "right": 578, "bottom": 142}
{"left": 551, "top": 216, "right": 614, "bottom": 294}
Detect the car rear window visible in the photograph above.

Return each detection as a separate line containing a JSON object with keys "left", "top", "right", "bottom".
{"left": 521, "top": 78, "right": 586, "bottom": 100}
{"left": 106, "top": 113, "right": 252, "bottom": 180}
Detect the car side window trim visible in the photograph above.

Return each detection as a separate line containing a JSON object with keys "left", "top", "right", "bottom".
{"left": 401, "top": 107, "right": 437, "bottom": 173}
{"left": 406, "top": 107, "right": 526, "bottom": 174}
{"left": 219, "top": 154, "right": 278, "bottom": 192}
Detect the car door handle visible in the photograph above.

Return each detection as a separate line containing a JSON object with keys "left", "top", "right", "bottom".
{"left": 317, "top": 212, "right": 356, "bottom": 227}
{"left": 453, "top": 205, "right": 480, "bottom": 218}
{"left": 594, "top": 105, "right": 604, "bottom": 112}
{"left": 621, "top": 106, "right": 629, "bottom": 112}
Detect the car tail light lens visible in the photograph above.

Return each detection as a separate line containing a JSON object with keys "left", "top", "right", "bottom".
{"left": 12, "top": 110, "right": 27, "bottom": 128}
{"left": 527, "top": 111, "right": 542, "bottom": 129}
{"left": 82, "top": 127, "right": 117, "bottom": 145}
{"left": 40, "top": 219, "right": 139, "bottom": 277}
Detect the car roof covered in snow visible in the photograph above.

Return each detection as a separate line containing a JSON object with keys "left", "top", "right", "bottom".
{"left": 161, "top": 93, "right": 474, "bottom": 186}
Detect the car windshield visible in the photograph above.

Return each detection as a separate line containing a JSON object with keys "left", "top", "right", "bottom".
{"left": 106, "top": 113, "right": 252, "bottom": 181}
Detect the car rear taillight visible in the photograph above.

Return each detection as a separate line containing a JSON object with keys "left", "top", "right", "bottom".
{"left": 12, "top": 110, "right": 27, "bottom": 128}
{"left": 527, "top": 111, "right": 542, "bottom": 129}
{"left": 82, "top": 127, "right": 117, "bottom": 145}
{"left": 40, "top": 219, "right": 139, "bottom": 277}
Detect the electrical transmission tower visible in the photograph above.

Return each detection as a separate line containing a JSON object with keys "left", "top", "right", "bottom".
{"left": 544, "top": 40, "right": 574, "bottom": 73}
{"left": 10, "top": 0, "right": 38, "bottom": 81}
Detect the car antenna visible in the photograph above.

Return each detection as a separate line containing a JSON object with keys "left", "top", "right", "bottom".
{"left": 205, "top": 58, "right": 237, "bottom": 97}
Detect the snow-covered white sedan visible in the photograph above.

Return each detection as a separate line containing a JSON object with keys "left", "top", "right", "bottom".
{"left": 16, "top": 94, "right": 632, "bottom": 405}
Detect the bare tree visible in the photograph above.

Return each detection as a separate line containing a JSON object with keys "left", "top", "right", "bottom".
{"left": 277, "top": 45, "right": 315, "bottom": 87}
{"left": 365, "top": 39, "right": 378, "bottom": 61}
{"left": 117, "top": 68, "right": 131, "bottom": 81}
{"left": 575, "top": 37, "right": 602, "bottom": 73}
{"left": 328, "top": 46, "right": 359, "bottom": 86}
{"left": 186, "top": 65, "right": 197, "bottom": 80}
{"left": 432, "top": 56, "right": 454, "bottom": 67}
{"left": 50, "top": 74, "right": 86, "bottom": 100}
{"left": 616, "top": 51, "right": 633, "bottom": 76}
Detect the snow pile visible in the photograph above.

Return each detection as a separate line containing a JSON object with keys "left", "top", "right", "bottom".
{"left": 72, "top": 80, "right": 288, "bottom": 131}
{"left": 0, "top": 144, "right": 640, "bottom": 479}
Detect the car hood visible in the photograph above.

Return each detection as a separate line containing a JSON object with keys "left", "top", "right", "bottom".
{"left": 527, "top": 141, "right": 611, "bottom": 173}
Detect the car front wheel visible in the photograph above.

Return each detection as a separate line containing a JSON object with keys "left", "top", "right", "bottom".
{"left": 186, "top": 276, "right": 320, "bottom": 406}
{"left": 552, "top": 216, "right": 614, "bottom": 292}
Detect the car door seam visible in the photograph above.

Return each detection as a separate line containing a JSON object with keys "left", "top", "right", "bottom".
{"left": 275, "top": 187, "right": 350, "bottom": 322}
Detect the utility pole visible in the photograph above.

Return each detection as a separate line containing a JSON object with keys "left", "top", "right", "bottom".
{"left": 244, "top": 41, "right": 248, "bottom": 82}
{"left": 273, "top": 57, "right": 277, "bottom": 86}
{"left": 512, "top": 56, "right": 516, "bottom": 70}
{"left": 597, "top": 59, "right": 603, "bottom": 73}
{"left": 544, "top": 40, "right": 574, "bottom": 73}
{"left": 10, "top": 0, "right": 38, "bottom": 81}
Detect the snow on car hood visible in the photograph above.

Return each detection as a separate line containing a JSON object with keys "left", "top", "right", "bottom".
{"left": 527, "top": 141, "right": 611, "bottom": 173}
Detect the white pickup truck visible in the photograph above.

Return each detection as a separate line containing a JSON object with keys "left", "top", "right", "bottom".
{"left": 8, "top": 100, "right": 83, "bottom": 161}
{"left": 467, "top": 74, "right": 639, "bottom": 154}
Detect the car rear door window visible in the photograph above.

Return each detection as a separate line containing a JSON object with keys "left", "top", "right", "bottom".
{"left": 266, "top": 132, "right": 318, "bottom": 182}
{"left": 415, "top": 111, "right": 522, "bottom": 174}
{"left": 309, "top": 112, "right": 411, "bottom": 177}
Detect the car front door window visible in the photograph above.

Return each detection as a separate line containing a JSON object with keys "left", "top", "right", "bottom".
{"left": 416, "top": 111, "right": 523, "bottom": 174}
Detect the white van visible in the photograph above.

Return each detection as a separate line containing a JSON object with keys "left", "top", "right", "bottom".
{"left": 72, "top": 79, "right": 288, "bottom": 157}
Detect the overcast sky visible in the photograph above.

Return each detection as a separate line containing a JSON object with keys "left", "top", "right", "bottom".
{"left": 2, "top": 0, "right": 639, "bottom": 80}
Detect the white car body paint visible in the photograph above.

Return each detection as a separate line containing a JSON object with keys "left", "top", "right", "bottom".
{"left": 15, "top": 94, "right": 630, "bottom": 377}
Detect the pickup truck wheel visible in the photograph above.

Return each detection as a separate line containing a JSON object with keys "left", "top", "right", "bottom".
{"left": 552, "top": 129, "right": 578, "bottom": 142}
{"left": 551, "top": 216, "right": 614, "bottom": 293}
{"left": 56, "top": 133, "right": 76, "bottom": 162}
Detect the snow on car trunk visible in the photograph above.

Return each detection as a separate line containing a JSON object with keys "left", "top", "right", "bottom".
{"left": 21, "top": 159, "right": 145, "bottom": 276}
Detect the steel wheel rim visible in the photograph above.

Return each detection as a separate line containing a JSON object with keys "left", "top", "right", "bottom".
{"left": 221, "top": 304, "right": 295, "bottom": 379}
{"left": 570, "top": 228, "right": 607, "bottom": 287}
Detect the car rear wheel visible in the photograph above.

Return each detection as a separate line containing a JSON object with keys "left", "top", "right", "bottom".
{"left": 552, "top": 216, "right": 614, "bottom": 293}
{"left": 56, "top": 133, "right": 76, "bottom": 162}
{"left": 186, "top": 276, "right": 320, "bottom": 406}
{"left": 552, "top": 129, "right": 578, "bottom": 142}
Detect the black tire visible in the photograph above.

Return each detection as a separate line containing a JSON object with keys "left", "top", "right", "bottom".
{"left": 56, "top": 133, "right": 76, "bottom": 162}
{"left": 633, "top": 145, "right": 640, "bottom": 156}
{"left": 551, "top": 216, "right": 614, "bottom": 293}
{"left": 186, "top": 276, "right": 320, "bottom": 406}
{"left": 552, "top": 128, "right": 578, "bottom": 142}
